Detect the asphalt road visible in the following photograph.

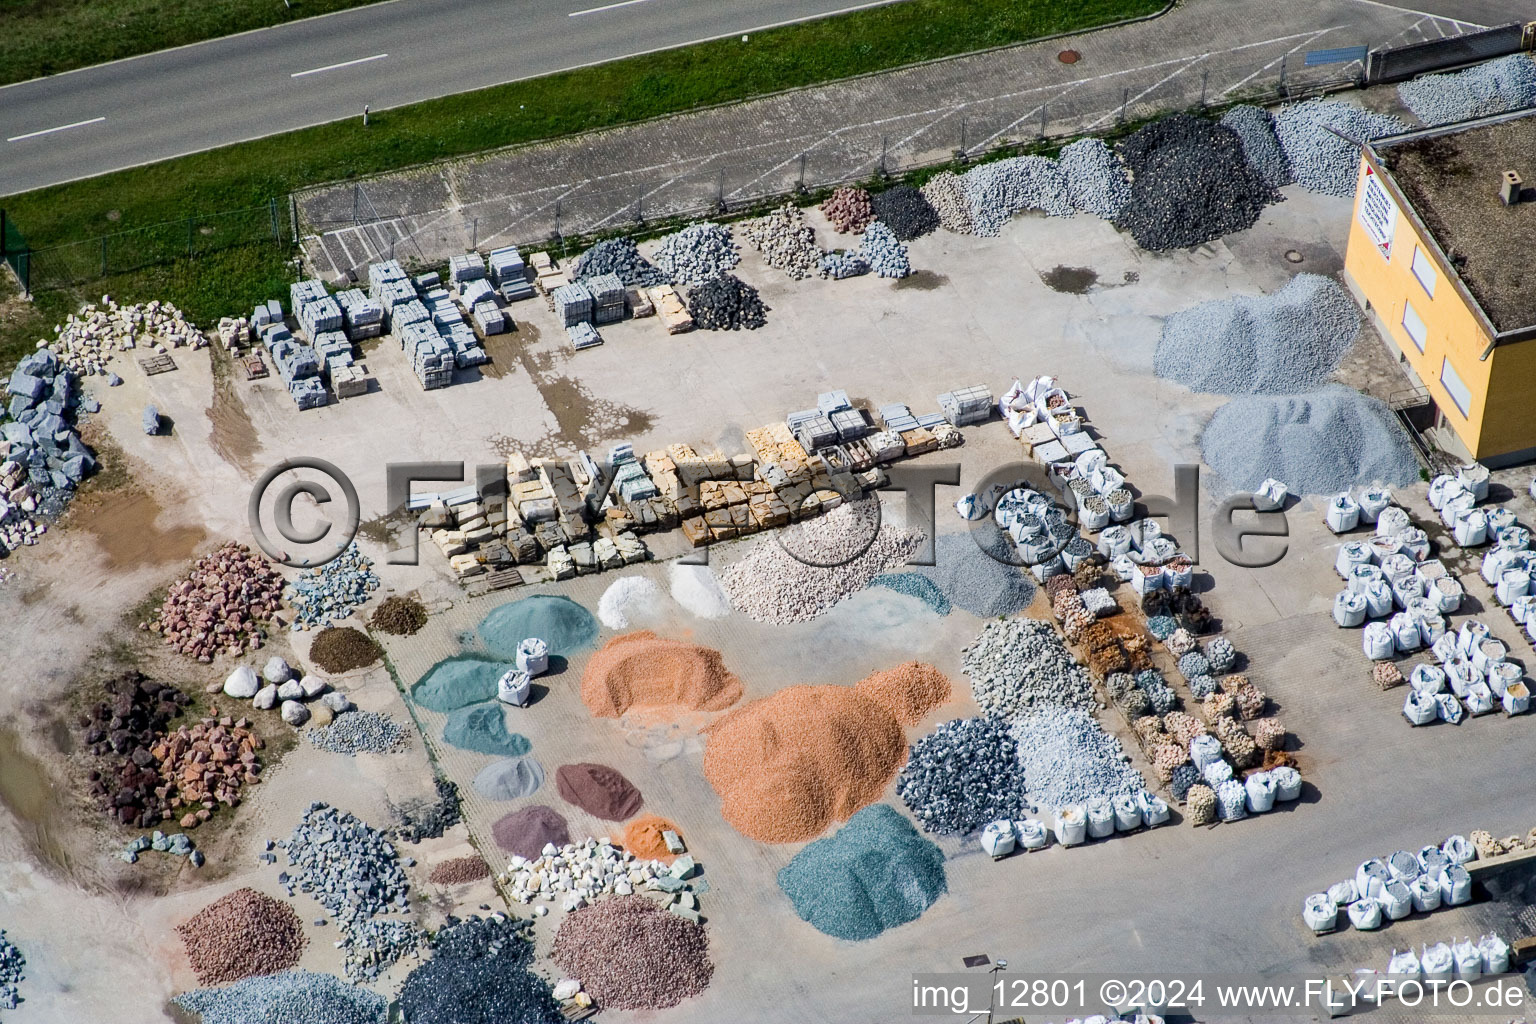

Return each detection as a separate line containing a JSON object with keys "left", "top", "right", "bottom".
{"left": 0, "top": 0, "right": 911, "bottom": 197}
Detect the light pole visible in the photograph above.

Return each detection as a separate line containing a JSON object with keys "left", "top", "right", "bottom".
{"left": 988, "top": 959, "right": 1008, "bottom": 1024}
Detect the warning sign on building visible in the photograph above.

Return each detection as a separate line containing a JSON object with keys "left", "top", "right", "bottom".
{"left": 1358, "top": 164, "right": 1398, "bottom": 261}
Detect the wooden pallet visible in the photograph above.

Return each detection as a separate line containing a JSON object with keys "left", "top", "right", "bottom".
{"left": 464, "top": 567, "right": 524, "bottom": 597}
{"left": 138, "top": 353, "right": 177, "bottom": 375}
{"left": 242, "top": 354, "right": 269, "bottom": 380}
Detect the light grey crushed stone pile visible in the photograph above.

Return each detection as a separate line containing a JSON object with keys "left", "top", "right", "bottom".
{"left": 920, "top": 172, "right": 974, "bottom": 234}
{"left": 1201, "top": 385, "right": 1420, "bottom": 495}
{"left": 1154, "top": 273, "right": 1360, "bottom": 394}
{"left": 717, "top": 498, "right": 924, "bottom": 623}
{"left": 306, "top": 710, "right": 407, "bottom": 755}
{"left": 1398, "top": 54, "right": 1536, "bottom": 127}
{"left": 175, "top": 970, "right": 388, "bottom": 1024}
{"left": 741, "top": 205, "right": 822, "bottom": 280}
{"left": 570, "top": 238, "right": 668, "bottom": 287}
{"left": 962, "top": 155, "right": 1074, "bottom": 236}
{"left": 651, "top": 222, "right": 740, "bottom": 285}
{"left": 914, "top": 532, "right": 1035, "bottom": 617}
{"left": 1058, "top": 138, "right": 1132, "bottom": 219}
{"left": 961, "top": 618, "right": 1097, "bottom": 718}
{"left": 818, "top": 250, "right": 869, "bottom": 279}
{"left": 1219, "top": 105, "right": 1292, "bottom": 188}
{"left": 1274, "top": 99, "right": 1408, "bottom": 197}
{"left": 898, "top": 717, "right": 1028, "bottom": 835}
{"left": 859, "top": 222, "right": 911, "bottom": 279}
{"left": 1010, "top": 707, "right": 1146, "bottom": 809}
{"left": 472, "top": 756, "right": 545, "bottom": 801}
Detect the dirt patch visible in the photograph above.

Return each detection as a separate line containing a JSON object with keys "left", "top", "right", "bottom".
{"left": 70, "top": 486, "right": 207, "bottom": 571}
{"left": 1040, "top": 265, "right": 1099, "bottom": 294}
{"left": 476, "top": 320, "right": 529, "bottom": 380}
{"left": 0, "top": 724, "right": 77, "bottom": 876}
{"left": 205, "top": 345, "right": 259, "bottom": 474}
{"left": 892, "top": 270, "right": 948, "bottom": 291}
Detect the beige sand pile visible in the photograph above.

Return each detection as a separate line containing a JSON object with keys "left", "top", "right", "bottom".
{"left": 580, "top": 631, "right": 743, "bottom": 718}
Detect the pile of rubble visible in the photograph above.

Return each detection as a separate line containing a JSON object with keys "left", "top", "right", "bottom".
{"left": 120, "top": 828, "right": 202, "bottom": 866}
{"left": 571, "top": 238, "right": 668, "bottom": 287}
{"left": 80, "top": 672, "right": 192, "bottom": 827}
{"left": 651, "top": 223, "right": 740, "bottom": 285}
{"left": 858, "top": 222, "right": 910, "bottom": 279}
{"left": 685, "top": 275, "right": 767, "bottom": 330}
{"left": 2, "top": 348, "right": 96, "bottom": 552}
{"left": 177, "top": 888, "right": 307, "bottom": 986}
{"left": 0, "top": 932, "right": 23, "bottom": 1015}
{"left": 286, "top": 542, "right": 379, "bottom": 629}
{"left": 148, "top": 542, "right": 284, "bottom": 659}
{"left": 150, "top": 716, "right": 265, "bottom": 829}
{"left": 869, "top": 185, "right": 940, "bottom": 240}
{"left": 45, "top": 296, "right": 205, "bottom": 376}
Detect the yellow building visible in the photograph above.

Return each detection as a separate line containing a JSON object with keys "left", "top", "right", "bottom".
{"left": 1344, "top": 107, "right": 1536, "bottom": 467}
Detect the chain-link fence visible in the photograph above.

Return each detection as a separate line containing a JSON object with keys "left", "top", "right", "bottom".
{"left": 0, "top": 210, "right": 29, "bottom": 293}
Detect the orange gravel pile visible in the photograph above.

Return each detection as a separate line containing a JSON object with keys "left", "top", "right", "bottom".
{"left": 429, "top": 855, "right": 491, "bottom": 885}
{"left": 622, "top": 814, "right": 684, "bottom": 862}
{"left": 853, "top": 662, "right": 951, "bottom": 726}
{"left": 580, "top": 631, "right": 743, "bottom": 718}
{"left": 703, "top": 684, "right": 906, "bottom": 843}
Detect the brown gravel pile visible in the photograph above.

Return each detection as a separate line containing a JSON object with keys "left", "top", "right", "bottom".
{"left": 1163, "top": 711, "right": 1207, "bottom": 747}
{"left": 703, "top": 684, "right": 906, "bottom": 843}
{"left": 556, "top": 763, "right": 643, "bottom": 822}
{"left": 1212, "top": 717, "right": 1260, "bottom": 768}
{"left": 580, "top": 632, "right": 742, "bottom": 719}
{"left": 622, "top": 814, "right": 683, "bottom": 862}
{"left": 1202, "top": 692, "right": 1236, "bottom": 720}
{"left": 309, "top": 626, "right": 381, "bottom": 673}
{"left": 551, "top": 894, "right": 713, "bottom": 1010}
{"left": 1233, "top": 684, "right": 1268, "bottom": 720}
{"left": 151, "top": 717, "right": 264, "bottom": 829}
{"left": 1132, "top": 715, "right": 1166, "bottom": 745}
{"left": 820, "top": 186, "right": 874, "bottom": 233}
{"left": 1261, "top": 748, "right": 1297, "bottom": 771}
{"left": 177, "top": 888, "right": 306, "bottom": 986}
{"left": 1372, "top": 661, "right": 1404, "bottom": 689}
{"left": 1045, "top": 575, "right": 1079, "bottom": 601}
{"left": 1253, "top": 718, "right": 1286, "bottom": 751}
{"left": 492, "top": 805, "right": 571, "bottom": 859}
{"left": 80, "top": 672, "right": 191, "bottom": 827}
{"left": 852, "top": 662, "right": 951, "bottom": 727}
{"left": 371, "top": 595, "right": 428, "bottom": 635}
{"left": 147, "top": 542, "right": 283, "bottom": 660}
{"left": 429, "top": 855, "right": 491, "bottom": 885}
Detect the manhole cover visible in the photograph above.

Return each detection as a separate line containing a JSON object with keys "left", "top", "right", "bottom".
{"left": 1285, "top": 249, "right": 1305, "bottom": 263}
{"left": 1058, "top": 49, "right": 1081, "bottom": 65}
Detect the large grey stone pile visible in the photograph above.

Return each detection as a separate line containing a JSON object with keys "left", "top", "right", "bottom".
{"left": 1058, "top": 138, "right": 1132, "bottom": 219}
{"left": 1399, "top": 54, "right": 1536, "bottom": 127}
{"left": 685, "top": 274, "right": 768, "bottom": 330}
{"left": 961, "top": 618, "right": 1097, "bottom": 717}
{"left": 1274, "top": 99, "right": 1408, "bottom": 196}
{"left": 271, "top": 803, "right": 420, "bottom": 981}
{"left": 306, "top": 710, "right": 406, "bottom": 755}
{"left": 858, "top": 222, "right": 911, "bottom": 279}
{"left": 286, "top": 542, "right": 379, "bottom": 630}
{"left": 571, "top": 238, "right": 667, "bottom": 287}
{"left": 2, "top": 347, "right": 97, "bottom": 553}
{"left": 962, "top": 155, "right": 1074, "bottom": 235}
{"left": 919, "top": 172, "right": 974, "bottom": 234}
{"left": 1010, "top": 708, "right": 1146, "bottom": 809}
{"left": 1114, "top": 113, "right": 1276, "bottom": 250}
{"left": 1219, "top": 105, "right": 1292, "bottom": 188}
{"left": 397, "top": 914, "right": 561, "bottom": 1024}
{"left": 741, "top": 205, "right": 821, "bottom": 280}
{"left": 897, "top": 717, "right": 1028, "bottom": 835}
{"left": 0, "top": 931, "right": 23, "bottom": 1013}
{"left": 869, "top": 185, "right": 940, "bottom": 240}
{"left": 1201, "top": 385, "right": 1420, "bottom": 494}
{"left": 175, "top": 970, "right": 388, "bottom": 1024}
{"left": 1154, "top": 273, "right": 1360, "bottom": 394}
{"left": 652, "top": 222, "right": 740, "bottom": 285}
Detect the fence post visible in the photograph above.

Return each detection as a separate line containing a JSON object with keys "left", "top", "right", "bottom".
{"left": 717, "top": 171, "right": 725, "bottom": 213}
{"left": 1039, "top": 104, "right": 1047, "bottom": 140}
{"left": 797, "top": 153, "right": 806, "bottom": 193}
{"left": 101, "top": 236, "right": 108, "bottom": 277}
{"left": 1279, "top": 54, "right": 1288, "bottom": 97}
{"left": 1199, "top": 69, "right": 1209, "bottom": 109}
{"left": 879, "top": 135, "right": 888, "bottom": 177}
{"left": 0, "top": 210, "right": 6, "bottom": 262}
{"left": 959, "top": 118, "right": 967, "bottom": 159}
{"left": 1119, "top": 87, "right": 1129, "bottom": 125}
{"left": 269, "top": 197, "right": 280, "bottom": 241}
{"left": 636, "top": 195, "right": 643, "bottom": 224}
{"left": 472, "top": 217, "right": 478, "bottom": 250}
{"left": 20, "top": 249, "right": 29, "bottom": 297}
{"left": 290, "top": 195, "right": 299, "bottom": 245}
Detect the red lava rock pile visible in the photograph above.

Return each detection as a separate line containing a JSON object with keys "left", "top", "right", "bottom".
{"left": 147, "top": 542, "right": 284, "bottom": 660}
{"left": 820, "top": 186, "right": 874, "bottom": 233}
{"left": 580, "top": 632, "right": 743, "bottom": 719}
{"left": 551, "top": 894, "right": 713, "bottom": 1010}
{"left": 308, "top": 626, "right": 381, "bottom": 673}
{"left": 151, "top": 717, "right": 264, "bottom": 829}
{"left": 852, "top": 662, "right": 951, "bottom": 727}
{"left": 556, "top": 764, "right": 643, "bottom": 822}
{"left": 703, "top": 684, "right": 907, "bottom": 843}
{"left": 428, "top": 855, "right": 491, "bottom": 885}
{"left": 177, "top": 887, "right": 306, "bottom": 986}
{"left": 492, "top": 805, "right": 571, "bottom": 859}
{"left": 80, "top": 672, "right": 191, "bottom": 827}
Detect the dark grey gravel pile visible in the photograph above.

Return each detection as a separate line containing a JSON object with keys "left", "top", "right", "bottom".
{"left": 392, "top": 777, "right": 462, "bottom": 842}
{"left": 961, "top": 617, "right": 1096, "bottom": 718}
{"left": 915, "top": 532, "right": 1035, "bottom": 618}
{"left": 175, "top": 970, "right": 387, "bottom": 1024}
{"left": 898, "top": 717, "right": 1028, "bottom": 835}
{"left": 685, "top": 274, "right": 767, "bottom": 330}
{"left": 571, "top": 238, "right": 667, "bottom": 287}
{"left": 1058, "top": 138, "right": 1132, "bottom": 219}
{"left": 1399, "top": 54, "right": 1536, "bottom": 126}
{"left": 1219, "top": 105, "right": 1292, "bottom": 188}
{"left": 1274, "top": 99, "right": 1407, "bottom": 196}
{"left": 306, "top": 710, "right": 406, "bottom": 755}
{"left": 870, "top": 185, "right": 940, "bottom": 240}
{"left": 1114, "top": 114, "right": 1277, "bottom": 251}
{"left": 1154, "top": 273, "right": 1359, "bottom": 394}
{"left": 397, "top": 914, "right": 561, "bottom": 1024}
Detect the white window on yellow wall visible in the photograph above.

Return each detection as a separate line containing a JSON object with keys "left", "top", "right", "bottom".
{"left": 1441, "top": 356, "right": 1472, "bottom": 417}
{"left": 1410, "top": 245, "right": 1438, "bottom": 298}
{"left": 1402, "top": 301, "right": 1428, "bottom": 352}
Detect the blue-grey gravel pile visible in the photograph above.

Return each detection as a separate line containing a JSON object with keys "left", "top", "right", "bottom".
{"left": 1147, "top": 615, "right": 1177, "bottom": 639}
{"left": 1136, "top": 670, "right": 1180, "bottom": 714}
{"left": 818, "top": 250, "right": 869, "bottom": 279}
{"left": 898, "top": 717, "right": 1028, "bottom": 835}
{"left": 870, "top": 572, "right": 952, "bottom": 615}
{"left": 1219, "top": 105, "right": 1292, "bottom": 188}
{"left": 1188, "top": 673, "right": 1218, "bottom": 699}
{"left": 272, "top": 803, "right": 420, "bottom": 981}
{"left": 175, "top": 970, "right": 387, "bottom": 1024}
{"left": 858, "top": 222, "right": 911, "bottom": 278}
{"left": 915, "top": 532, "right": 1035, "bottom": 618}
{"left": 1170, "top": 763, "right": 1200, "bottom": 802}
{"left": 1205, "top": 636, "right": 1237, "bottom": 673}
{"left": 1201, "top": 386, "right": 1420, "bottom": 494}
{"left": 869, "top": 185, "right": 940, "bottom": 240}
{"left": 286, "top": 542, "right": 380, "bottom": 630}
{"left": 961, "top": 618, "right": 1096, "bottom": 717}
{"left": 962, "top": 155, "right": 1074, "bottom": 235}
{"left": 306, "top": 710, "right": 406, "bottom": 755}
{"left": 392, "top": 778, "right": 463, "bottom": 842}
{"left": 1009, "top": 708, "right": 1146, "bottom": 809}
{"left": 397, "top": 914, "right": 561, "bottom": 1024}
{"left": 1274, "top": 99, "right": 1408, "bottom": 196}
{"left": 571, "top": 238, "right": 668, "bottom": 287}
{"left": 1398, "top": 54, "right": 1536, "bottom": 127}
{"left": 0, "top": 931, "right": 23, "bottom": 1013}
{"left": 1058, "top": 138, "right": 1132, "bottom": 219}
{"left": 1155, "top": 274, "right": 1359, "bottom": 394}
{"left": 652, "top": 222, "right": 740, "bottom": 285}
{"left": 1177, "top": 652, "right": 1211, "bottom": 681}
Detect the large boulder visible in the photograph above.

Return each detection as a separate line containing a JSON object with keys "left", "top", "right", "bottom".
{"left": 320, "top": 692, "right": 353, "bottom": 715}
{"left": 299, "top": 675, "right": 328, "bottom": 699}
{"left": 280, "top": 700, "right": 310, "bottom": 726}
{"left": 253, "top": 684, "right": 279, "bottom": 710}
{"left": 277, "top": 679, "right": 304, "bottom": 702}
{"left": 262, "top": 656, "right": 292, "bottom": 684}
{"left": 223, "top": 666, "right": 260, "bottom": 699}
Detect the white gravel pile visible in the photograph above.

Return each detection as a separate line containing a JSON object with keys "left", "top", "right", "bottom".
{"left": 741, "top": 205, "right": 822, "bottom": 280}
{"left": 1219, "top": 105, "right": 1292, "bottom": 188}
{"left": 598, "top": 576, "right": 664, "bottom": 629}
{"left": 1274, "top": 99, "right": 1408, "bottom": 196}
{"left": 717, "top": 498, "right": 924, "bottom": 623}
{"left": 858, "top": 222, "right": 911, "bottom": 279}
{"left": 961, "top": 618, "right": 1097, "bottom": 718}
{"left": 962, "top": 155, "right": 1074, "bottom": 235}
{"left": 1155, "top": 273, "right": 1360, "bottom": 394}
{"left": 1010, "top": 707, "right": 1146, "bottom": 809}
{"left": 920, "top": 172, "right": 974, "bottom": 234}
{"left": 1399, "top": 54, "right": 1536, "bottom": 127}
{"left": 668, "top": 562, "right": 733, "bottom": 620}
{"left": 651, "top": 222, "right": 740, "bottom": 285}
{"left": 1201, "top": 385, "right": 1420, "bottom": 494}
{"left": 1058, "top": 138, "right": 1132, "bottom": 219}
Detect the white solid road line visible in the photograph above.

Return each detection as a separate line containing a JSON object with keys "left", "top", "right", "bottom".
{"left": 569, "top": 0, "right": 651, "bottom": 16}
{"left": 7, "top": 116, "right": 106, "bottom": 143}
{"left": 290, "top": 53, "right": 389, "bottom": 78}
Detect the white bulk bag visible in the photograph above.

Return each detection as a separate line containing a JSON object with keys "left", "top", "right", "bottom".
{"left": 1244, "top": 771, "right": 1275, "bottom": 814}
{"left": 1326, "top": 494, "right": 1361, "bottom": 534}
{"left": 1453, "top": 938, "right": 1482, "bottom": 978}
{"left": 1381, "top": 880, "right": 1413, "bottom": 920}
{"left": 1092, "top": 464, "right": 1126, "bottom": 496}
{"left": 1441, "top": 836, "right": 1475, "bottom": 866}
{"left": 516, "top": 637, "right": 550, "bottom": 676}
{"left": 1497, "top": 569, "right": 1531, "bottom": 606}
{"left": 1335, "top": 541, "right": 1374, "bottom": 578}
{"left": 1432, "top": 576, "right": 1463, "bottom": 614}
{"left": 1055, "top": 805, "right": 1087, "bottom": 847}
{"left": 1427, "top": 474, "right": 1456, "bottom": 510}
{"left": 1443, "top": 657, "right": 1479, "bottom": 697}
{"left": 1097, "top": 525, "right": 1132, "bottom": 558}
{"left": 1487, "top": 506, "right": 1517, "bottom": 534}
{"left": 1086, "top": 797, "right": 1115, "bottom": 838}
{"left": 1380, "top": 552, "right": 1417, "bottom": 583}
{"left": 1271, "top": 767, "right": 1302, "bottom": 802}
{"left": 1349, "top": 563, "right": 1384, "bottom": 595}
{"left": 1404, "top": 527, "right": 1437, "bottom": 560}
{"left": 1112, "top": 793, "right": 1143, "bottom": 832}
{"left": 980, "top": 820, "right": 1016, "bottom": 858}
{"left": 1431, "top": 633, "right": 1460, "bottom": 663}
{"left": 1327, "top": 879, "right": 1358, "bottom": 907}
{"left": 1387, "top": 850, "right": 1420, "bottom": 882}
{"left": 1479, "top": 934, "right": 1510, "bottom": 975}
{"left": 1410, "top": 873, "right": 1442, "bottom": 913}
{"left": 1127, "top": 518, "right": 1162, "bottom": 552}
{"left": 1078, "top": 499, "right": 1110, "bottom": 533}
{"left": 1347, "top": 898, "right": 1383, "bottom": 930}
{"left": 1137, "top": 790, "right": 1170, "bottom": 827}
{"left": 1110, "top": 555, "right": 1137, "bottom": 582}
{"left": 1441, "top": 489, "right": 1475, "bottom": 528}
{"left": 1418, "top": 844, "right": 1449, "bottom": 876}
{"left": 1391, "top": 575, "right": 1427, "bottom": 609}
{"left": 1356, "top": 859, "right": 1392, "bottom": 899}
{"left": 1107, "top": 489, "right": 1134, "bottom": 522}
{"left": 1472, "top": 636, "right": 1507, "bottom": 672}
{"left": 1190, "top": 734, "right": 1225, "bottom": 769}
{"left": 1511, "top": 595, "right": 1536, "bottom": 625}
{"left": 1452, "top": 508, "right": 1489, "bottom": 548}
{"left": 497, "top": 669, "right": 532, "bottom": 706}
{"left": 1216, "top": 780, "right": 1247, "bottom": 821}
{"left": 1389, "top": 613, "right": 1421, "bottom": 652}
{"left": 1029, "top": 555, "right": 1066, "bottom": 583}
{"left": 1370, "top": 534, "right": 1403, "bottom": 563}
{"left": 1457, "top": 620, "right": 1490, "bottom": 657}
{"left": 1414, "top": 610, "right": 1447, "bottom": 645}
{"left": 999, "top": 378, "right": 1027, "bottom": 417}
{"left": 1131, "top": 565, "right": 1166, "bottom": 595}
{"left": 1075, "top": 449, "right": 1108, "bottom": 477}
{"left": 954, "top": 493, "right": 988, "bottom": 520}
{"left": 1502, "top": 681, "right": 1530, "bottom": 715}
{"left": 1403, "top": 690, "right": 1438, "bottom": 725}
{"left": 1358, "top": 489, "right": 1391, "bottom": 523}
{"left": 1363, "top": 622, "right": 1395, "bottom": 660}
{"left": 1253, "top": 478, "right": 1288, "bottom": 511}
{"left": 1375, "top": 505, "right": 1411, "bottom": 537}
{"left": 1163, "top": 560, "right": 1194, "bottom": 590}
{"left": 1363, "top": 581, "right": 1394, "bottom": 619}
{"left": 1388, "top": 948, "right": 1422, "bottom": 977}
{"left": 1333, "top": 590, "right": 1368, "bottom": 628}
{"left": 1497, "top": 523, "right": 1531, "bottom": 550}
{"left": 1482, "top": 547, "right": 1519, "bottom": 585}
{"left": 1488, "top": 662, "right": 1520, "bottom": 698}
{"left": 1303, "top": 893, "right": 1338, "bottom": 933}
{"left": 1435, "top": 693, "right": 1464, "bottom": 724}
{"left": 1202, "top": 759, "right": 1233, "bottom": 788}
{"left": 1530, "top": 475, "right": 1536, "bottom": 501}
{"left": 1420, "top": 942, "right": 1454, "bottom": 979}
{"left": 1457, "top": 462, "right": 1490, "bottom": 501}
{"left": 1015, "top": 818, "right": 1051, "bottom": 850}
{"left": 1464, "top": 682, "right": 1494, "bottom": 716}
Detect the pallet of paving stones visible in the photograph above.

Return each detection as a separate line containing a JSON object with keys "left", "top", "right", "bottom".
{"left": 138, "top": 354, "right": 177, "bottom": 375}
{"left": 465, "top": 568, "right": 526, "bottom": 598}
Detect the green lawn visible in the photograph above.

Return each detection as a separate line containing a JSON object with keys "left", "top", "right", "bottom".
{"left": 0, "top": 0, "right": 383, "bottom": 86}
